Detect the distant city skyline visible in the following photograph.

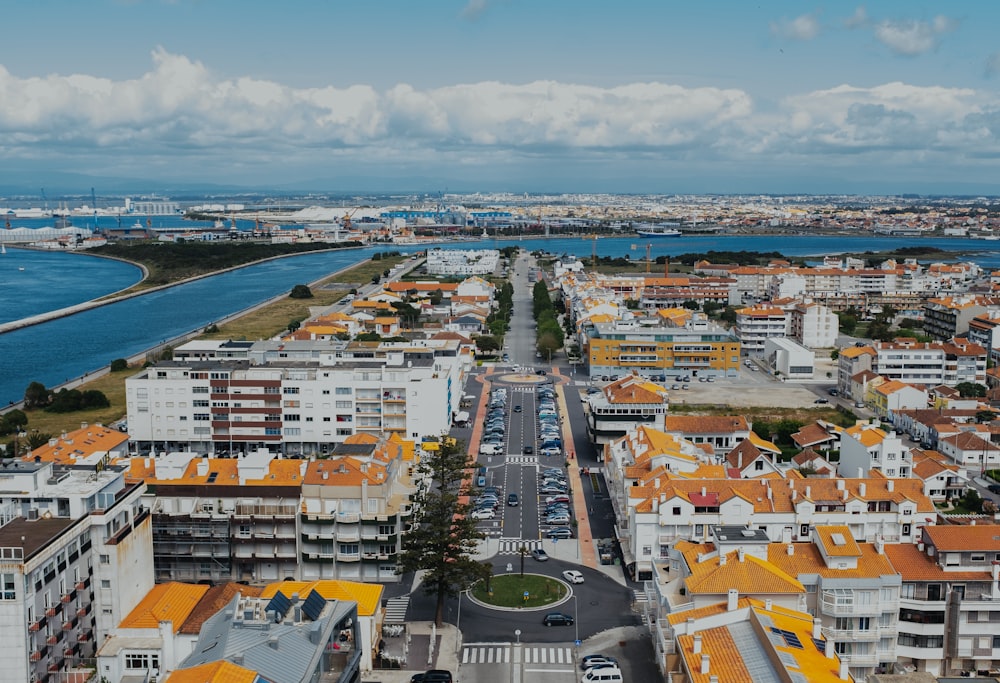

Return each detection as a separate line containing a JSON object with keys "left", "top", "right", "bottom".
{"left": 4, "top": 1, "right": 1000, "bottom": 194}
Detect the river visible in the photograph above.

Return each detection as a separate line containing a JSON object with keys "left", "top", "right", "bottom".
{"left": 1, "top": 233, "right": 997, "bottom": 405}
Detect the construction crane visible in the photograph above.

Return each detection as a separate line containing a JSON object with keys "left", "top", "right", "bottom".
{"left": 342, "top": 207, "right": 360, "bottom": 232}
{"left": 40, "top": 188, "right": 48, "bottom": 212}
{"left": 91, "top": 187, "right": 98, "bottom": 231}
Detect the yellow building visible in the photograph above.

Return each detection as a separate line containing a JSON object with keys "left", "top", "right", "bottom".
{"left": 584, "top": 320, "right": 741, "bottom": 379}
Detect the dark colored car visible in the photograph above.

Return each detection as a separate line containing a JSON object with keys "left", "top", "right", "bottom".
{"left": 411, "top": 670, "right": 453, "bottom": 683}
{"left": 988, "top": 484, "right": 1000, "bottom": 495}
{"left": 543, "top": 611, "right": 574, "bottom": 626}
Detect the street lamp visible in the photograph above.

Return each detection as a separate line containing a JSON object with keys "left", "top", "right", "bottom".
{"left": 569, "top": 593, "right": 579, "bottom": 644}
{"left": 514, "top": 629, "right": 521, "bottom": 645}
{"left": 455, "top": 590, "right": 464, "bottom": 654}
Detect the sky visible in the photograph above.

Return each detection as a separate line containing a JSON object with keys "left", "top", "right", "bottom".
{"left": 2, "top": 0, "right": 1000, "bottom": 195}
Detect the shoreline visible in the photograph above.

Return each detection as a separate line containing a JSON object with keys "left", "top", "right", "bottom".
{"left": 0, "top": 243, "right": 369, "bottom": 335}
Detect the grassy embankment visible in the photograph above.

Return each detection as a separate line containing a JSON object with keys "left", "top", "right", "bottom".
{"left": 3, "top": 253, "right": 408, "bottom": 447}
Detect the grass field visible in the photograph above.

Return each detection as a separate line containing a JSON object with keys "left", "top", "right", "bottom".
{"left": 470, "top": 573, "right": 566, "bottom": 608}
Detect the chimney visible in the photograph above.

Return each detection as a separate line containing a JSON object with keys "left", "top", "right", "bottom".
{"left": 857, "top": 467, "right": 863, "bottom": 478}
{"left": 791, "top": 490, "right": 797, "bottom": 501}
{"left": 710, "top": 677, "right": 719, "bottom": 683}
{"left": 701, "top": 486, "right": 707, "bottom": 497}
{"left": 727, "top": 589, "right": 738, "bottom": 611}
{"left": 805, "top": 485, "right": 811, "bottom": 499}
{"left": 719, "top": 553, "right": 727, "bottom": 565}
{"left": 875, "top": 536, "right": 884, "bottom": 555}
{"left": 859, "top": 482, "right": 866, "bottom": 497}
{"left": 268, "top": 636, "right": 280, "bottom": 650}
{"left": 737, "top": 548, "right": 745, "bottom": 562}
{"left": 843, "top": 489, "right": 849, "bottom": 501}
{"left": 839, "top": 660, "right": 850, "bottom": 680}
{"left": 787, "top": 544, "right": 794, "bottom": 556}
{"left": 765, "top": 598, "right": 773, "bottom": 611}
{"left": 826, "top": 637, "right": 836, "bottom": 659}
{"left": 693, "top": 634, "right": 702, "bottom": 654}
{"left": 812, "top": 618, "right": 822, "bottom": 639}
{"left": 992, "top": 563, "right": 999, "bottom": 582}
{"left": 836, "top": 479, "right": 845, "bottom": 490}
{"left": 700, "top": 654, "right": 710, "bottom": 675}
{"left": 887, "top": 480, "right": 894, "bottom": 492}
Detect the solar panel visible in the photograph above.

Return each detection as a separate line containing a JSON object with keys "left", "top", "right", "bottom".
{"left": 811, "top": 637, "right": 826, "bottom": 654}
{"left": 265, "top": 591, "right": 291, "bottom": 619}
{"left": 302, "top": 589, "right": 327, "bottom": 621}
{"left": 769, "top": 627, "right": 804, "bottom": 649}
{"left": 776, "top": 651, "right": 798, "bottom": 668}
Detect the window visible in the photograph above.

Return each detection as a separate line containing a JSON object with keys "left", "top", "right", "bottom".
{"left": 0, "top": 574, "right": 14, "bottom": 600}
{"left": 336, "top": 401, "right": 352, "bottom": 409}
{"left": 971, "top": 554, "right": 986, "bottom": 563}
{"left": 285, "top": 414, "right": 301, "bottom": 421}
{"left": 125, "top": 653, "right": 160, "bottom": 670}
{"left": 902, "top": 524, "right": 911, "bottom": 536}
{"left": 283, "top": 387, "right": 299, "bottom": 394}
{"left": 378, "top": 525, "right": 395, "bottom": 536}
{"left": 99, "top": 554, "right": 110, "bottom": 565}
{"left": 101, "top": 580, "right": 111, "bottom": 589}
{"left": 336, "top": 387, "right": 352, "bottom": 395}
{"left": 193, "top": 414, "right": 210, "bottom": 421}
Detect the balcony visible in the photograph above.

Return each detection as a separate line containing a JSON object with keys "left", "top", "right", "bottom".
{"left": 836, "top": 650, "right": 880, "bottom": 666}
{"left": 336, "top": 551, "right": 361, "bottom": 562}
{"left": 336, "top": 530, "right": 360, "bottom": 542}
{"left": 336, "top": 512, "right": 360, "bottom": 524}
{"left": 822, "top": 627, "right": 879, "bottom": 642}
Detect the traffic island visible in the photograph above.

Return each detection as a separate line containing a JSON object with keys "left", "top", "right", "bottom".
{"left": 468, "top": 573, "right": 569, "bottom": 609}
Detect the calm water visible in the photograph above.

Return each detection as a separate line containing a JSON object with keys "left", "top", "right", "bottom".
{"left": 1, "top": 231, "right": 997, "bottom": 405}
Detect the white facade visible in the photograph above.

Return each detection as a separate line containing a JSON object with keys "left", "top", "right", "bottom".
{"left": 0, "top": 464, "right": 153, "bottom": 683}
{"left": 735, "top": 306, "right": 788, "bottom": 356}
{"left": 837, "top": 426, "right": 913, "bottom": 479}
{"left": 426, "top": 248, "right": 500, "bottom": 275}
{"left": 764, "top": 337, "right": 815, "bottom": 379}
{"left": 126, "top": 341, "right": 464, "bottom": 454}
{"left": 790, "top": 301, "right": 839, "bottom": 349}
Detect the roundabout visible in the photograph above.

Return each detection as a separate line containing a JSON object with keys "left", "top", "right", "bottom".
{"left": 466, "top": 572, "right": 575, "bottom": 611}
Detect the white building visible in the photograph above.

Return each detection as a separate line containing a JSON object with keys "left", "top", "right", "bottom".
{"left": 837, "top": 422, "right": 913, "bottom": 479}
{"left": 790, "top": 300, "right": 839, "bottom": 349}
{"left": 426, "top": 248, "right": 500, "bottom": 275}
{"left": 0, "top": 461, "right": 153, "bottom": 683}
{"left": 126, "top": 339, "right": 465, "bottom": 454}
{"left": 764, "top": 337, "right": 815, "bottom": 380}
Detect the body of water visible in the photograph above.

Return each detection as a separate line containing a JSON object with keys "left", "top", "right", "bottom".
{"left": 0, "top": 231, "right": 996, "bottom": 406}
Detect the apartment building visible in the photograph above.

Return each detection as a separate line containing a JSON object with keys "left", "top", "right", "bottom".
{"left": 582, "top": 319, "right": 741, "bottom": 379}
{"left": 837, "top": 423, "right": 913, "bottom": 479}
{"left": 585, "top": 374, "right": 670, "bottom": 445}
{"left": 126, "top": 339, "right": 464, "bottom": 454}
{"left": 923, "top": 295, "right": 992, "bottom": 341}
{"left": 870, "top": 338, "right": 987, "bottom": 387}
{"left": 426, "top": 247, "right": 500, "bottom": 275}
{"left": 884, "top": 526, "right": 1000, "bottom": 676}
{"left": 129, "top": 433, "right": 416, "bottom": 584}
{"left": 838, "top": 346, "right": 876, "bottom": 396}
{"left": 790, "top": 300, "right": 840, "bottom": 349}
{"left": 735, "top": 304, "right": 789, "bottom": 357}
{"left": 967, "top": 310, "right": 1000, "bottom": 363}
{"left": 0, "top": 461, "right": 153, "bottom": 683}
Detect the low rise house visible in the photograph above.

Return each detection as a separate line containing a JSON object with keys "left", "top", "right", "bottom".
{"left": 586, "top": 374, "right": 670, "bottom": 445}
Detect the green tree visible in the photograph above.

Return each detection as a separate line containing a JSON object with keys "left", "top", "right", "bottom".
{"left": 976, "top": 410, "right": 997, "bottom": 424}
{"left": 682, "top": 299, "right": 700, "bottom": 310}
{"left": 26, "top": 430, "right": 54, "bottom": 450}
{"left": 830, "top": 349, "right": 840, "bottom": 361}
{"left": 837, "top": 313, "right": 857, "bottom": 336}
{"left": 474, "top": 335, "right": 501, "bottom": 353}
{"left": 719, "top": 306, "right": 737, "bottom": 325}
{"left": 355, "top": 332, "right": 382, "bottom": 342}
{"left": 110, "top": 358, "right": 129, "bottom": 372}
{"left": 0, "top": 409, "right": 28, "bottom": 436}
{"left": 288, "top": 319, "right": 302, "bottom": 333}
{"left": 396, "top": 438, "right": 484, "bottom": 625}
{"left": 961, "top": 488, "right": 984, "bottom": 514}
{"left": 956, "top": 382, "right": 987, "bottom": 398}
{"left": 703, "top": 301, "right": 722, "bottom": 316}
{"left": 23, "top": 382, "right": 50, "bottom": 409}
{"left": 289, "top": 284, "right": 313, "bottom": 299}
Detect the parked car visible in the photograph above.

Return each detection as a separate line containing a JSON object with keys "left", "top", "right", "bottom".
{"left": 410, "top": 670, "right": 453, "bottom": 683}
{"left": 470, "top": 508, "right": 495, "bottom": 520}
{"left": 479, "top": 443, "right": 500, "bottom": 455}
{"left": 546, "top": 527, "right": 573, "bottom": 539}
{"left": 989, "top": 484, "right": 1000, "bottom": 495}
{"left": 562, "top": 570, "right": 584, "bottom": 584}
{"left": 814, "top": 398, "right": 830, "bottom": 404}
{"left": 581, "top": 655, "right": 619, "bottom": 670}
{"left": 542, "top": 611, "right": 574, "bottom": 626}
{"left": 531, "top": 548, "right": 549, "bottom": 561}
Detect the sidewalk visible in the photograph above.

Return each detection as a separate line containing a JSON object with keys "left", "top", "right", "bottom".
{"left": 363, "top": 622, "right": 461, "bottom": 683}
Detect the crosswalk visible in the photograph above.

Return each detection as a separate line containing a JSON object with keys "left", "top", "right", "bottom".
{"left": 509, "top": 385, "right": 536, "bottom": 393}
{"left": 632, "top": 588, "right": 650, "bottom": 611}
{"left": 496, "top": 538, "right": 542, "bottom": 554}
{"left": 504, "top": 455, "right": 538, "bottom": 465}
{"left": 462, "top": 644, "right": 575, "bottom": 665}
{"left": 383, "top": 596, "right": 409, "bottom": 623}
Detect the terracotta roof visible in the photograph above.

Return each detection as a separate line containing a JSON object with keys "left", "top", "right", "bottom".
{"left": 663, "top": 415, "right": 750, "bottom": 434}
{"left": 164, "top": 661, "right": 261, "bottom": 683}
{"left": 791, "top": 423, "right": 837, "bottom": 448}
{"left": 839, "top": 346, "right": 875, "bottom": 359}
{"left": 120, "top": 582, "right": 210, "bottom": 632}
{"left": 768, "top": 541, "right": 897, "bottom": 579}
{"left": 884, "top": 542, "right": 992, "bottom": 582}
{"left": 178, "top": 583, "right": 265, "bottom": 635}
{"left": 303, "top": 457, "right": 388, "bottom": 486}
{"left": 923, "top": 524, "right": 1000, "bottom": 553}
{"left": 259, "top": 579, "right": 383, "bottom": 617}
{"left": 27, "top": 424, "right": 129, "bottom": 465}
{"left": 684, "top": 550, "right": 804, "bottom": 595}
{"left": 603, "top": 374, "right": 668, "bottom": 404}
{"left": 814, "top": 525, "right": 862, "bottom": 557}
{"left": 124, "top": 457, "right": 307, "bottom": 487}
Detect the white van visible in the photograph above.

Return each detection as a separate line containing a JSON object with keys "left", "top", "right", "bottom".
{"left": 581, "top": 667, "right": 623, "bottom": 683}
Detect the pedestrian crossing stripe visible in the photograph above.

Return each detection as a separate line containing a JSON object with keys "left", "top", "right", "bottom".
{"left": 383, "top": 596, "right": 409, "bottom": 624}
{"left": 504, "top": 455, "right": 538, "bottom": 464}
{"left": 496, "top": 538, "right": 542, "bottom": 554}
{"left": 461, "top": 645, "right": 575, "bottom": 664}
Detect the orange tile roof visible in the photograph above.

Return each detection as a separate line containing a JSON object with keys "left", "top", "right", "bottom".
{"left": 604, "top": 375, "right": 668, "bottom": 404}
{"left": 884, "top": 543, "right": 992, "bottom": 582}
{"left": 303, "top": 458, "right": 388, "bottom": 486}
{"left": 840, "top": 345, "right": 875, "bottom": 359}
{"left": 768, "top": 541, "right": 896, "bottom": 579}
{"left": 923, "top": 524, "right": 1000, "bottom": 552}
{"left": 684, "top": 550, "right": 804, "bottom": 595}
{"left": 124, "top": 457, "right": 307, "bottom": 487}
{"left": 28, "top": 424, "right": 129, "bottom": 465}
{"left": 178, "top": 583, "right": 265, "bottom": 635}
{"left": 259, "top": 579, "right": 383, "bottom": 617}
{"left": 120, "top": 582, "right": 210, "bottom": 632}
{"left": 663, "top": 415, "right": 750, "bottom": 434}
{"left": 814, "top": 525, "right": 862, "bottom": 557}
{"left": 164, "top": 661, "right": 260, "bottom": 683}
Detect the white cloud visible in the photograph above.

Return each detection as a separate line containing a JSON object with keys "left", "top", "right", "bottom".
{"left": 769, "top": 14, "right": 820, "bottom": 41}
{"left": 1, "top": 49, "right": 999, "bottom": 186}
{"left": 872, "top": 16, "right": 957, "bottom": 56}
{"left": 844, "top": 6, "right": 868, "bottom": 29}
{"left": 461, "top": 0, "right": 490, "bottom": 21}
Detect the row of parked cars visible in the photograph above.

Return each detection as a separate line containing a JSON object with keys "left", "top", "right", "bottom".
{"left": 479, "top": 387, "right": 509, "bottom": 455}
{"left": 534, "top": 384, "right": 563, "bottom": 457}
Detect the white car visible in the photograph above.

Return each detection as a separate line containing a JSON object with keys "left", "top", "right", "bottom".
{"left": 479, "top": 443, "right": 501, "bottom": 455}
{"left": 562, "top": 570, "right": 584, "bottom": 584}
{"left": 470, "top": 508, "right": 495, "bottom": 520}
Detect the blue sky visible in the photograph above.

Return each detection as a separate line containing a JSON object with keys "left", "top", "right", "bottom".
{"left": 2, "top": 0, "right": 1000, "bottom": 194}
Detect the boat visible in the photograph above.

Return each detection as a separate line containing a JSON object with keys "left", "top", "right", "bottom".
{"left": 634, "top": 223, "right": 682, "bottom": 237}
{"left": 1, "top": 244, "right": 5, "bottom": 255}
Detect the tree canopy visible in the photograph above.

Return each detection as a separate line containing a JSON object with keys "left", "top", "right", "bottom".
{"left": 395, "top": 438, "right": 486, "bottom": 625}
